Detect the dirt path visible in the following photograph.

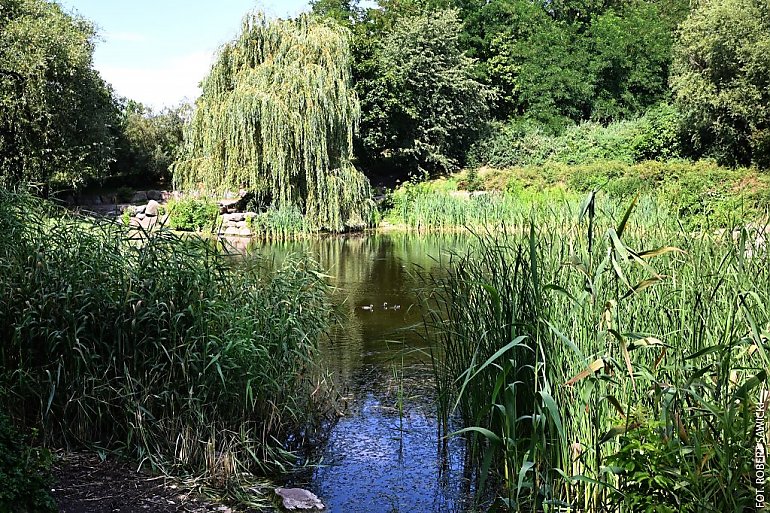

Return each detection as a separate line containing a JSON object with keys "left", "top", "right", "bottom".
{"left": 52, "top": 453, "right": 251, "bottom": 513}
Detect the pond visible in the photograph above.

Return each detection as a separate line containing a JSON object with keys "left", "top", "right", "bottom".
{"left": 250, "top": 233, "right": 474, "bottom": 513}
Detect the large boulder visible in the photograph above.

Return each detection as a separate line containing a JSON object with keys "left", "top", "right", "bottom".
{"left": 131, "top": 191, "right": 148, "bottom": 203}
{"left": 145, "top": 200, "right": 160, "bottom": 217}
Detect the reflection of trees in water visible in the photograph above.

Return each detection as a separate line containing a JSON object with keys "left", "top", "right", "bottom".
{"left": 246, "top": 232, "right": 472, "bottom": 385}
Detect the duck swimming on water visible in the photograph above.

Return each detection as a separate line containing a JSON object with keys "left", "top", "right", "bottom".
{"left": 361, "top": 304, "right": 374, "bottom": 311}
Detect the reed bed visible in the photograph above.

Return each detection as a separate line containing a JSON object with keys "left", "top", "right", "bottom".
{"left": 0, "top": 191, "right": 335, "bottom": 500}
{"left": 422, "top": 193, "right": 770, "bottom": 511}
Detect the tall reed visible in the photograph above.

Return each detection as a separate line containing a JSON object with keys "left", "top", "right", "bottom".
{"left": 0, "top": 191, "right": 334, "bottom": 496}
{"left": 424, "top": 193, "right": 770, "bottom": 511}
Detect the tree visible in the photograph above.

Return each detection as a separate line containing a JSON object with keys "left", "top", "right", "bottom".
{"left": 173, "top": 13, "right": 372, "bottom": 231}
{"left": 588, "top": 2, "right": 674, "bottom": 121}
{"left": 111, "top": 100, "right": 188, "bottom": 185}
{"left": 488, "top": 0, "right": 676, "bottom": 126}
{"left": 0, "top": 0, "right": 116, "bottom": 189}
{"left": 359, "top": 9, "right": 491, "bottom": 176}
{"left": 671, "top": 0, "right": 770, "bottom": 167}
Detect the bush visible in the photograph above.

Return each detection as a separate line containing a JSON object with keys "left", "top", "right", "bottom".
{"left": 471, "top": 117, "right": 647, "bottom": 169}
{"left": 631, "top": 103, "right": 683, "bottom": 161}
{"left": 0, "top": 413, "right": 55, "bottom": 513}
{"left": 166, "top": 197, "right": 219, "bottom": 231}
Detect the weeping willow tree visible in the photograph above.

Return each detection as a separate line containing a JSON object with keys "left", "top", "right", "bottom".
{"left": 173, "top": 13, "right": 373, "bottom": 232}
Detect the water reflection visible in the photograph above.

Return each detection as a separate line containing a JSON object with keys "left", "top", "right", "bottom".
{"left": 248, "top": 232, "right": 474, "bottom": 513}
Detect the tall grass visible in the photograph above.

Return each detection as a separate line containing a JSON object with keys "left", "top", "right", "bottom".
{"left": 0, "top": 190, "right": 335, "bottom": 498}
{"left": 423, "top": 193, "right": 770, "bottom": 511}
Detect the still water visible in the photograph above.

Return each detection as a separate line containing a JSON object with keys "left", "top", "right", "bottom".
{"left": 250, "top": 233, "right": 473, "bottom": 513}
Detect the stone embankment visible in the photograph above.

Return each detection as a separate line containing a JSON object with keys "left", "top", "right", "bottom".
{"left": 74, "top": 190, "right": 259, "bottom": 237}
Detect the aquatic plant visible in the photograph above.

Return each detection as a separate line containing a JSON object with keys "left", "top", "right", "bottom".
{"left": 0, "top": 191, "right": 335, "bottom": 502}
{"left": 424, "top": 193, "right": 770, "bottom": 511}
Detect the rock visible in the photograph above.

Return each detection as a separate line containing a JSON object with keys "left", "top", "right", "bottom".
{"left": 131, "top": 191, "right": 148, "bottom": 203}
{"left": 235, "top": 220, "right": 247, "bottom": 228}
{"left": 274, "top": 488, "right": 324, "bottom": 511}
{"left": 146, "top": 190, "right": 163, "bottom": 201}
{"left": 224, "top": 226, "right": 240, "bottom": 236}
{"left": 145, "top": 200, "right": 160, "bottom": 217}
{"left": 238, "top": 228, "right": 252, "bottom": 237}
{"left": 135, "top": 205, "right": 146, "bottom": 214}
{"left": 224, "top": 213, "right": 245, "bottom": 223}
{"left": 136, "top": 213, "right": 146, "bottom": 220}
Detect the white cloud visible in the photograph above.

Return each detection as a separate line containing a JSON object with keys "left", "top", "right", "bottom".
{"left": 99, "top": 51, "right": 215, "bottom": 110}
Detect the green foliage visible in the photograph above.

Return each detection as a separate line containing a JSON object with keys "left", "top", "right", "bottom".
{"left": 0, "top": 0, "right": 116, "bottom": 189}
{"left": 388, "top": 160, "right": 770, "bottom": 230}
{"left": 0, "top": 191, "right": 334, "bottom": 492}
{"left": 174, "top": 13, "right": 373, "bottom": 232}
{"left": 605, "top": 420, "right": 686, "bottom": 513}
{"left": 111, "top": 100, "right": 188, "bottom": 185}
{"left": 470, "top": 111, "right": 685, "bottom": 170}
{"left": 631, "top": 103, "right": 684, "bottom": 161}
{"left": 166, "top": 197, "right": 219, "bottom": 231}
{"left": 422, "top": 195, "right": 769, "bottom": 510}
{"left": 246, "top": 205, "right": 311, "bottom": 240}
{"left": 0, "top": 413, "right": 55, "bottom": 513}
{"left": 487, "top": 0, "right": 675, "bottom": 125}
{"left": 355, "top": 9, "right": 491, "bottom": 176}
{"left": 671, "top": 0, "right": 770, "bottom": 167}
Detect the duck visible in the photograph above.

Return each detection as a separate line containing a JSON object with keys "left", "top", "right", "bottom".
{"left": 389, "top": 304, "right": 401, "bottom": 311}
{"left": 361, "top": 304, "right": 374, "bottom": 311}
{"left": 383, "top": 302, "right": 388, "bottom": 309}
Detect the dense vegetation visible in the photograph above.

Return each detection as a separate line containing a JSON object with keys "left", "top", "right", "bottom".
{"left": 0, "top": 0, "right": 115, "bottom": 189}
{"left": 0, "top": 191, "right": 335, "bottom": 505}
{"left": 422, "top": 195, "right": 769, "bottom": 511}
{"left": 386, "top": 162, "right": 770, "bottom": 230}
{"left": 1, "top": 0, "right": 769, "bottom": 509}
{"left": 312, "top": 0, "right": 770, "bottom": 176}
{"left": 0, "top": 0, "right": 186, "bottom": 192}
{"left": 174, "top": 14, "right": 373, "bottom": 232}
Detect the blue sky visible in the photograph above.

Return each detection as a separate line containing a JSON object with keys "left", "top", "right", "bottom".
{"left": 57, "top": 1, "right": 314, "bottom": 110}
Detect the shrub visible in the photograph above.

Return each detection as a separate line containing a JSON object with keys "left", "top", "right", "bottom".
{"left": 0, "top": 413, "right": 55, "bottom": 513}
{"left": 166, "top": 197, "right": 219, "bottom": 231}
{"left": 631, "top": 103, "right": 684, "bottom": 161}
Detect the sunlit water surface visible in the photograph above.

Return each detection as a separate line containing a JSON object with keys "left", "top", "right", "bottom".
{"left": 250, "top": 233, "right": 474, "bottom": 513}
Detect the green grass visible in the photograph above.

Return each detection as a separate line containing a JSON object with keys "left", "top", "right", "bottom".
{"left": 421, "top": 193, "right": 770, "bottom": 511}
{"left": 0, "top": 191, "right": 335, "bottom": 505}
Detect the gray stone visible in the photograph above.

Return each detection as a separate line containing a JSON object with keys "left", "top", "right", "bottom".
{"left": 238, "top": 228, "right": 252, "bottom": 237}
{"left": 131, "top": 191, "right": 148, "bottom": 203}
{"left": 135, "top": 205, "right": 146, "bottom": 214}
{"left": 224, "top": 226, "right": 240, "bottom": 236}
{"left": 145, "top": 200, "right": 160, "bottom": 217}
{"left": 146, "top": 190, "right": 163, "bottom": 201}
{"left": 136, "top": 213, "right": 146, "bottom": 220}
{"left": 224, "top": 212, "right": 245, "bottom": 223}
{"left": 274, "top": 488, "right": 324, "bottom": 511}
{"left": 235, "top": 220, "right": 247, "bottom": 228}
